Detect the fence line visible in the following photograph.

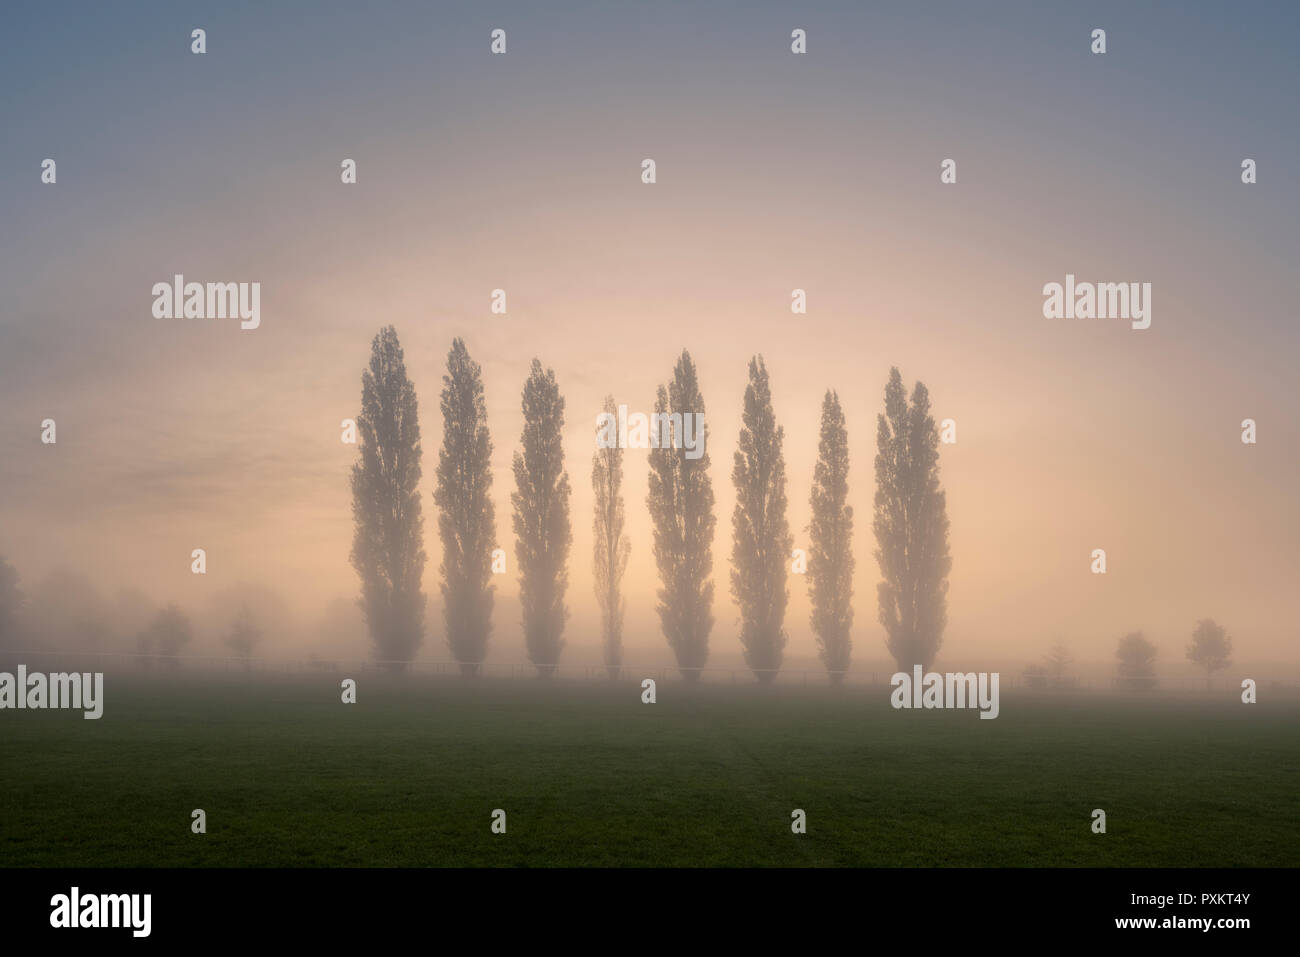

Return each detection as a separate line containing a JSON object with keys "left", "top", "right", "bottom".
{"left": 0, "top": 648, "right": 1259, "bottom": 692}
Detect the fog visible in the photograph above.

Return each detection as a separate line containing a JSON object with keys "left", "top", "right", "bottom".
{"left": 2, "top": 2, "right": 1298, "bottom": 684}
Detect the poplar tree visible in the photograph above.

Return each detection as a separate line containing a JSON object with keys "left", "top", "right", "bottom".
{"left": 511, "top": 359, "right": 572, "bottom": 677}
{"left": 592, "top": 396, "right": 631, "bottom": 679}
{"left": 350, "top": 326, "right": 427, "bottom": 672}
{"left": 647, "top": 350, "right": 715, "bottom": 682}
{"left": 808, "top": 390, "right": 854, "bottom": 684}
{"left": 873, "top": 367, "right": 951, "bottom": 672}
{"left": 731, "top": 356, "right": 792, "bottom": 684}
{"left": 434, "top": 338, "right": 497, "bottom": 676}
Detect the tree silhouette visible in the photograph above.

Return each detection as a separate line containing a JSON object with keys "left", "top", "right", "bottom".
{"left": 224, "top": 603, "right": 262, "bottom": 672}
{"left": 1116, "top": 631, "right": 1157, "bottom": 690}
{"left": 140, "top": 604, "right": 193, "bottom": 670}
{"left": 350, "top": 326, "right": 427, "bottom": 673}
{"left": 0, "top": 556, "right": 22, "bottom": 651}
{"left": 1187, "top": 618, "right": 1232, "bottom": 687}
{"left": 647, "top": 350, "right": 715, "bottom": 682}
{"left": 434, "top": 338, "right": 497, "bottom": 677}
{"left": 731, "top": 356, "right": 792, "bottom": 684}
{"left": 592, "top": 395, "right": 631, "bottom": 679}
{"left": 873, "top": 367, "right": 951, "bottom": 671}
{"left": 1044, "top": 640, "right": 1073, "bottom": 688}
{"left": 512, "top": 359, "right": 572, "bottom": 677}
{"left": 808, "top": 390, "right": 854, "bottom": 684}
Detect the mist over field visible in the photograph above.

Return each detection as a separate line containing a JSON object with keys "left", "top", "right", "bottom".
{"left": 2, "top": 1, "right": 1298, "bottom": 688}
{"left": 3, "top": 3, "right": 1300, "bottom": 906}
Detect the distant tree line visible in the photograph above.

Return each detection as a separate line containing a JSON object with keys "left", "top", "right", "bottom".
{"left": 0, "top": 327, "right": 1246, "bottom": 691}
{"left": 0, "top": 555, "right": 268, "bottom": 672}
{"left": 1021, "top": 619, "right": 1235, "bottom": 690}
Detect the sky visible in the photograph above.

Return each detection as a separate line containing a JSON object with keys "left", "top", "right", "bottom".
{"left": 2, "top": 1, "right": 1298, "bottom": 676}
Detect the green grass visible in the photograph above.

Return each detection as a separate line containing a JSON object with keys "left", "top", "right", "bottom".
{"left": 1, "top": 673, "right": 1295, "bottom": 866}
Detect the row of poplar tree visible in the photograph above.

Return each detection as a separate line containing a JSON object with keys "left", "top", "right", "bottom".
{"left": 349, "top": 326, "right": 951, "bottom": 682}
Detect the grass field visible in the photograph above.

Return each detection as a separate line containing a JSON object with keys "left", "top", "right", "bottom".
{"left": 1, "top": 673, "right": 1296, "bottom": 867}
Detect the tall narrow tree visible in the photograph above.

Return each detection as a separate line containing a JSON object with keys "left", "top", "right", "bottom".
{"left": 593, "top": 395, "right": 631, "bottom": 679}
{"left": 434, "top": 338, "right": 497, "bottom": 676}
{"left": 731, "top": 356, "right": 792, "bottom": 684}
{"left": 873, "top": 367, "right": 951, "bottom": 672}
{"left": 808, "top": 390, "right": 854, "bottom": 684}
{"left": 350, "top": 326, "right": 427, "bottom": 672}
{"left": 511, "top": 359, "right": 572, "bottom": 677}
{"left": 647, "top": 350, "right": 715, "bottom": 682}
